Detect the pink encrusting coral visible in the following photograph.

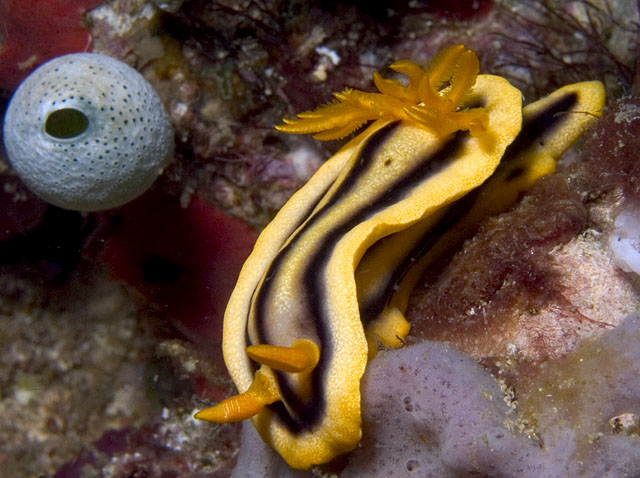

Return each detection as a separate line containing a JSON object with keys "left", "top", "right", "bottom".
{"left": 0, "top": 0, "right": 102, "bottom": 90}
{"left": 99, "top": 193, "right": 256, "bottom": 364}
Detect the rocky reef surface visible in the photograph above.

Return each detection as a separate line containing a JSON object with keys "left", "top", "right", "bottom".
{"left": 1, "top": 0, "right": 639, "bottom": 476}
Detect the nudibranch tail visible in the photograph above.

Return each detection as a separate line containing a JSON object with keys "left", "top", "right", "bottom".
{"left": 275, "top": 44, "right": 489, "bottom": 140}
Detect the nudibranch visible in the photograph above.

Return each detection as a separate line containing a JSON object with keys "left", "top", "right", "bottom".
{"left": 196, "top": 45, "right": 525, "bottom": 469}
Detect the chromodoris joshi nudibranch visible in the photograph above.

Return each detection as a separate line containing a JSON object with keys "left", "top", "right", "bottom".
{"left": 195, "top": 45, "right": 605, "bottom": 470}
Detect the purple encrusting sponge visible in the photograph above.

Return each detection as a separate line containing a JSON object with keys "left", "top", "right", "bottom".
{"left": 232, "top": 314, "right": 640, "bottom": 477}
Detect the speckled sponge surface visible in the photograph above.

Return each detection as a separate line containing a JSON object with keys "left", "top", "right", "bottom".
{"left": 3, "top": 53, "right": 174, "bottom": 211}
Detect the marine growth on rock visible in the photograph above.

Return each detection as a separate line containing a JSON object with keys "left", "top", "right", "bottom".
{"left": 3, "top": 53, "right": 174, "bottom": 211}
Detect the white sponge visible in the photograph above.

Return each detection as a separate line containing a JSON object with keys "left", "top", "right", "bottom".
{"left": 609, "top": 207, "right": 640, "bottom": 275}
{"left": 3, "top": 53, "right": 174, "bottom": 211}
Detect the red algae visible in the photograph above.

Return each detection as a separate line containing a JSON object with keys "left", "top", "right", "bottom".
{"left": 572, "top": 96, "right": 640, "bottom": 205}
{"left": 0, "top": 0, "right": 102, "bottom": 90}
{"left": 99, "top": 193, "right": 256, "bottom": 363}
{"left": 407, "top": 174, "right": 588, "bottom": 360}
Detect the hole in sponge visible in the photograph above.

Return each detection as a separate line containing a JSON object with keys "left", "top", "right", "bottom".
{"left": 406, "top": 459, "right": 420, "bottom": 472}
{"left": 45, "top": 108, "right": 88, "bottom": 139}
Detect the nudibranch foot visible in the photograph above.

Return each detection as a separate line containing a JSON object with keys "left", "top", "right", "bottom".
{"left": 276, "top": 44, "right": 489, "bottom": 141}
{"left": 195, "top": 369, "right": 279, "bottom": 423}
{"left": 364, "top": 307, "right": 411, "bottom": 358}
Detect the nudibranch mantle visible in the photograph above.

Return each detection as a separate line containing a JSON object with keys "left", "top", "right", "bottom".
{"left": 197, "top": 45, "right": 525, "bottom": 470}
